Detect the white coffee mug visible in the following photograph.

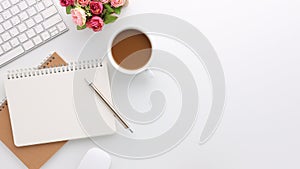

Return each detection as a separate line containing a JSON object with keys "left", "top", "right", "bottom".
{"left": 107, "top": 27, "right": 153, "bottom": 75}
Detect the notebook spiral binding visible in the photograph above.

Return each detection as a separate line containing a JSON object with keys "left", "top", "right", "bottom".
{"left": 7, "top": 59, "right": 103, "bottom": 80}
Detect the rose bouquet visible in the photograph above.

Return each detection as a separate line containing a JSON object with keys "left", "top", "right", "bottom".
{"left": 59, "top": 0, "right": 127, "bottom": 32}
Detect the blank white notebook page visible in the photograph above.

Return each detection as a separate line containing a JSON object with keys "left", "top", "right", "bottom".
{"left": 4, "top": 60, "right": 116, "bottom": 147}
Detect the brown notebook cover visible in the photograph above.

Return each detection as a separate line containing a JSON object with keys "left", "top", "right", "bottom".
{"left": 0, "top": 52, "right": 68, "bottom": 169}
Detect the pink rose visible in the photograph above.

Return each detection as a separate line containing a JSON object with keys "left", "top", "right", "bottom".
{"left": 71, "top": 8, "right": 86, "bottom": 26}
{"left": 86, "top": 16, "right": 104, "bottom": 32}
{"left": 89, "top": 1, "right": 103, "bottom": 15}
{"left": 60, "top": 0, "right": 74, "bottom": 7}
{"left": 78, "top": 0, "right": 90, "bottom": 7}
{"left": 100, "top": 0, "right": 110, "bottom": 3}
{"left": 110, "top": 0, "right": 125, "bottom": 8}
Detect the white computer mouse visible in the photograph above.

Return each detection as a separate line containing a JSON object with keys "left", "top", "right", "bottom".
{"left": 77, "top": 148, "right": 111, "bottom": 169}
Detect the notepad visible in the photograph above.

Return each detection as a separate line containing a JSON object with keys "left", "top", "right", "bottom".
{"left": 0, "top": 52, "right": 68, "bottom": 169}
{"left": 4, "top": 59, "right": 116, "bottom": 147}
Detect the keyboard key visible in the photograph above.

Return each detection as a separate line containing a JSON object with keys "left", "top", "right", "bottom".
{"left": 43, "top": 14, "right": 61, "bottom": 29}
{"left": 49, "top": 27, "right": 56, "bottom": 33}
{"left": 17, "top": 23, "right": 27, "bottom": 33}
{"left": 34, "top": 14, "right": 43, "bottom": 23}
{"left": 35, "top": 2, "right": 44, "bottom": 12}
{"left": 34, "top": 24, "right": 43, "bottom": 33}
{"left": 10, "top": 0, "right": 20, "bottom": 5}
{"left": 51, "top": 30, "right": 59, "bottom": 36}
{"left": 18, "top": 1, "right": 28, "bottom": 11}
{"left": 3, "top": 20, "right": 12, "bottom": 30}
{"left": 19, "top": 11, "right": 29, "bottom": 21}
{"left": 23, "top": 40, "right": 34, "bottom": 50}
{"left": 1, "top": 0, "right": 11, "bottom": 10}
{"left": 2, "top": 42, "right": 12, "bottom": 51}
{"left": 0, "top": 47, "right": 3, "bottom": 55}
{"left": 27, "top": 7, "right": 37, "bottom": 16}
{"left": 0, "top": 46, "right": 24, "bottom": 62}
{"left": 0, "top": 15, "right": 3, "bottom": 23}
{"left": 0, "top": 25, "right": 4, "bottom": 33}
{"left": 57, "top": 22, "right": 67, "bottom": 31}
{"left": 25, "top": 18, "right": 35, "bottom": 28}
{"left": 10, "top": 38, "right": 20, "bottom": 47}
{"left": 11, "top": 16, "right": 20, "bottom": 25}
{"left": 41, "top": 31, "right": 50, "bottom": 40}
{"left": 33, "top": 36, "right": 42, "bottom": 45}
{"left": 1, "top": 32, "right": 11, "bottom": 41}
{"left": 18, "top": 33, "right": 27, "bottom": 42}
{"left": 26, "top": 0, "right": 36, "bottom": 6}
{"left": 2, "top": 10, "right": 12, "bottom": 20}
{"left": 26, "top": 29, "right": 35, "bottom": 38}
{"left": 43, "top": 0, "right": 53, "bottom": 7}
{"left": 41, "top": 5, "right": 57, "bottom": 19}
{"left": 10, "top": 6, "right": 20, "bottom": 15}
{"left": 9, "top": 28, "right": 19, "bottom": 36}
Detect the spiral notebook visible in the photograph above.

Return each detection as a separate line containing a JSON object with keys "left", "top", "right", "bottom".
{"left": 4, "top": 56, "right": 116, "bottom": 147}
{"left": 0, "top": 52, "right": 67, "bottom": 169}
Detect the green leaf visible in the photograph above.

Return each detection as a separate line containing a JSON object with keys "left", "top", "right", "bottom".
{"left": 104, "top": 4, "right": 114, "bottom": 13}
{"left": 114, "top": 7, "right": 122, "bottom": 15}
{"left": 86, "top": 11, "right": 92, "bottom": 17}
{"left": 85, "top": 6, "right": 90, "bottom": 11}
{"left": 77, "top": 24, "right": 86, "bottom": 30}
{"left": 101, "top": 9, "right": 107, "bottom": 18}
{"left": 66, "top": 6, "right": 72, "bottom": 14}
{"left": 104, "top": 14, "right": 118, "bottom": 24}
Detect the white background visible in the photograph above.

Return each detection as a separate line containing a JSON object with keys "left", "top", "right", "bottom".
{"left": 0, "top": 0, "right": 300, "bottom": 168}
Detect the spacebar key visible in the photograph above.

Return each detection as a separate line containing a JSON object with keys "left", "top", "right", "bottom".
{"left": 43, "top": 14, "right": 62, "bottom": 29}
{"left": 0, "top": 46, "right": 25, "bottom": 67}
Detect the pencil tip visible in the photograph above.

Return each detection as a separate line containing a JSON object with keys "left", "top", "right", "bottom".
{"left": 129, "top": 128, "right": 133, "bottom": 133}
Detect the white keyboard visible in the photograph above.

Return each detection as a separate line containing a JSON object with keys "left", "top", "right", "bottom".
{"left": 0, "top": 0, "right": 68, "bottom": 67}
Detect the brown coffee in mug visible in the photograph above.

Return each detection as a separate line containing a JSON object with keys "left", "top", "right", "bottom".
{"left": 111, "top": 29, "right": 152, "bottom": 71}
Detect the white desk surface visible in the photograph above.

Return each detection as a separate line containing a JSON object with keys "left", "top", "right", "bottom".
{"left": 0, "top": 0, "right": 300, "bottom": 168}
